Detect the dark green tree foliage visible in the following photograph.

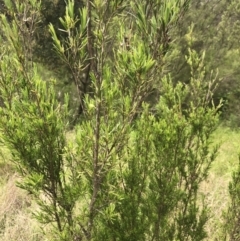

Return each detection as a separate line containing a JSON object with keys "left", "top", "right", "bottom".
{"left": 0, "top": 0, "right": 83, "bottom": 64}
{"left": 167, "top": 0, "right": 240, "bottom": 125}
{"left": 0, "top": 0, "right": 85, "bottom": 123}
{"left": 0, "top": 0, "right": 221, "bottom": 240}
{"left": 33, "top": 0, "right": 84, "bottom": 64}
{"left": 35, "top": 0, "right": 85, "bottom": 123}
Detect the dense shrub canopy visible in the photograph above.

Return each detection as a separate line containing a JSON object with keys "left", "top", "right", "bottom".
{"left": 1, "top": 0, "right": 240, "bottom": 240}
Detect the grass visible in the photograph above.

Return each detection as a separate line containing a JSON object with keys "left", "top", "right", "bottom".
{"left": 0, "top": 174, "right": 43, "bottom": 241}
{"left": 0, "top": 125, "right": 239, "bottom": 240}
{"left": 200, "top": 126, "right": 240, "bottom": 240}
{"left": 0, "top": 146, "right": 46, "bottom": 241}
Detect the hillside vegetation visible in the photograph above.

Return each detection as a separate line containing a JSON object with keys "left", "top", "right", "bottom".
{"left": 1, "top": 0, "right": 240, "bottom": 240}
{"left": 0, "top": 126, "right": 239, "bottom": 240}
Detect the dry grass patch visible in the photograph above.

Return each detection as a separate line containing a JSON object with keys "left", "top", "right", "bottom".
{"left": 0, "top": 174, "right": 46, "bottom": 241}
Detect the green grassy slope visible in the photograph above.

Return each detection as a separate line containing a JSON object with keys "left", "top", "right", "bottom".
{"left": 201, "top": 126, "right": 240, "bottom": 240}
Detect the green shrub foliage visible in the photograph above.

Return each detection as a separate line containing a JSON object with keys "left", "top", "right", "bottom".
{"left": 225, "top": 157, "right": 240, "bottom": 241}
{"left": 0, "top": 0, "right": 221, "bottom": 240}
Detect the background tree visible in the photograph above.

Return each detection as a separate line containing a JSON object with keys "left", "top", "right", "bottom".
{"left": 165, "top": 0, "right": 240, "bottom": 125}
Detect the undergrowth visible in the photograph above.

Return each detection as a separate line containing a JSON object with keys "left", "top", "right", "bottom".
{"left": 0, "top": 126, "right": 239, "bottom": 240}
